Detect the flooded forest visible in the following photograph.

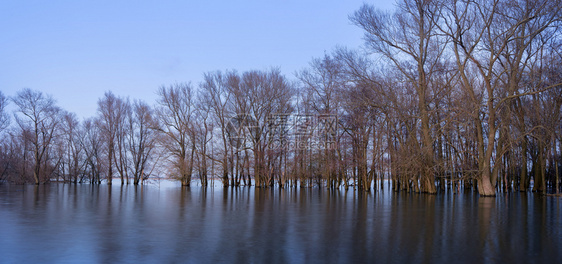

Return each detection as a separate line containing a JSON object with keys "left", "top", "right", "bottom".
{"left": 1, "top": 0, "right": 562, "bottom": 198}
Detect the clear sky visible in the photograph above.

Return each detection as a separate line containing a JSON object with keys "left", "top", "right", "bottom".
{"left": 0, "top": 1, "right": 394, "bottom": 119}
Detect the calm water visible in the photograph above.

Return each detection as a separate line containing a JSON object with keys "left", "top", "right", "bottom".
{"left": 0, "top": 183, "right": 561, "bottom": 264}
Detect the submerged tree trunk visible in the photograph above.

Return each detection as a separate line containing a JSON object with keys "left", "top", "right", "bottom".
{"left": 520, "top": 139, "right": 528, "bottom": 192}
{"left": 554, "top": 161, "right": 560, "bottom": 194}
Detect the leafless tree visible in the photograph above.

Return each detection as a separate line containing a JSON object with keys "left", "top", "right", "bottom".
{"left": 156, "top": 83, "right": 197, "bottom": 186}
{"left": 297, "top": 54, "right": 344, "bottom": 188}
{"left": 12, "top": 88, "right": 61, "bottom": 184}
{"left": 60, "top": 111, "right": 84, "bottom": 183}
{"left": 193, "top": 95, "right": 214, "bottom": 186}
{"left": 81, "top": 118, "right": 104, "bottom": 184}
{"left": 200, "top": 71, "right": 233, "bottom": 186}
{"left": 351, "top": 0, "right": 447, "bottom": 193}
{"left": 127, "top": 100, "right": 158, "bottom": 185}
{"left": 237, "top": 69, "right": 294, "bottom": 187}
{"left": 113, "top": 98, "right": 131, "bottom": 184}
{"left": 0, "top": 91, "right": 9, "bottom": 133}
{"left": 437, "top": 0, "right": 561, "bottom": 195}
{"left": 97, "top": 91, "right": 128, "bottom": 185}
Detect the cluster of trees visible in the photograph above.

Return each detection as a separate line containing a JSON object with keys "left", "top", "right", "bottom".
{"left": 0, "top": 89, "right": 159, "bottom": 185}
{"left": 345, "top": 0, "right": 562, "bottom": 196}
{"left": 1, "top": 0, "right": 561, "bottom": 196}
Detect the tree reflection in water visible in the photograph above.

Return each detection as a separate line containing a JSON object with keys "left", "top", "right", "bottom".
{"left": 0, "top": 183, "right": 560, "bottom": 263}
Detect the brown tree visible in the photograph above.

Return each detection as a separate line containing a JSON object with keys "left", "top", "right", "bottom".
{"left": 12, "top": 88, "right": 61, "bottom": 184}
{"left": 200, "top": 71, "right": 234, "bottom": 186}
{"left": 0, "top": 91, "right": 9, "bottom": 133}
{"left": 97, "top": 91, "right": 127, "bottom": 185}
{"left": 351, "top": 0, "right": 447, "bottom": 193}
{"left": 60, "top": 111, "right": 84, "bottom": 183}
{"left": 297, "top": 54, "right": 344, "bottom": 188}
{"left": 439, "top": 0, "right": 561, "bottom": 195}
{"left": 238, "top": 69, "right": 294, "bottom": 187}
{"left": 127, "top": 100, "right": 158, "bottom": 185}
{"left": 156, "top": 83, "right": 197, "bottom": 186}
{"left": 81, "top": 118, "right": 104, "bottom": 184}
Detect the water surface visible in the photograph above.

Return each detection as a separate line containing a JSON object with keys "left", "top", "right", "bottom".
{"left": 0, "top": 183, "right": 560, "bottom": 263}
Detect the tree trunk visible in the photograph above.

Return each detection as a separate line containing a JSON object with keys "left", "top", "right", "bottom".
{"left": 532, "top": 148, "right": 543, "bottom": 193}
{"left": 107, "top": 144, "right": 113, "bottom": 185}
{"left": 478, "top": 170, "right": 496, "bottom": 196}
{"left": 520, "top": 139, "right": 528, "bottom": 191}
{"left": 554, "top": 161, "right": 560, "bottom": 194}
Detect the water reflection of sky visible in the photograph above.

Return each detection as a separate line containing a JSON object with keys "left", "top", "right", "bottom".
{"left": 0, "top": 183, "right": 560, "bottom": 263}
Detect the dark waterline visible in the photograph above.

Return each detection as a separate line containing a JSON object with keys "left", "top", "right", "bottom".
{"left": 0, "top": 183, "right": 561, "bottom": 263}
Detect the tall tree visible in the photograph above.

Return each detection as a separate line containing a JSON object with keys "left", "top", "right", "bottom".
{"left": 60, "top": 111, "right": 84, "bottom": 183}
{"left": 127, "top": 100, "right": 158, "bottom": 185}
{"left": 297, "top": 54, "right": 344, "bottom": 188}
{"left": 200, "top": 72, "right": 233, "bottom": 186}
{"left": 12, "top": 88, "right": 61, "bottom": 184}
{"left": 193, "top": 95, "right": 214, "bottom": 186}
{"left": 156, "top": 83, "right": 197, "bottom": 186}
{"left": 239, "top": 69, "right": 294, "bottom": 187}
{"left": 81, "top": 118, "right": 104, "bottom": 184}
{"left": 97, "top": 91, "right": 127, "bottom": 185}
{"left": 439, "top": 0, "right": 561, "bottom": 195}
{"left": 0, "top": 91, "right": 9, "bottom": 133}
{"left": 351, "top": 0, "right": 447, "bottom": 193}
{"left": 113, "top": 99, "right": 131, "bottom": 184}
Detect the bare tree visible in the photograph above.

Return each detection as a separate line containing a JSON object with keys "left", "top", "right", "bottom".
{"left": 60, "top": 111, "right": 84, "bottom": 183}
{"left": 0, "top": 91, "right": 9, "bottom": 133}
{"left": 438, "top": 0, "right": 561, "bottom": 195}
{"left": 200, "top": 72, "right": 233, "bottom": 186}
{"left": 81, "top": 118, "right": 104, "bottom": 184}
{"left": 97, "top": 91, "right": 127, "bottom": 185}
{"left": 193, "top": 96, "right": 214, "bottom": 186}
{"left": 351, "top": 0, "right": 447, "bottom": 193}
{"left": 12, "top": 88, "right": 61, "bottom": 184}
{"left": 297, "top": 54, "right": 344, "bottom": 188}
{"left": 237, "top": 69, "right": 294, "bottom": 187}
{"left": 113, "top": 98, "right": 131, "bottom": 184}
{"left": 127, "top": 100, "right": 158, "bottom": 185}
{"left": 156, "top": 83, "right": 197, "bottom": 186}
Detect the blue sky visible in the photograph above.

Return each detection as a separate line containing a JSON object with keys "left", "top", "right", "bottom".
{"left": 1, "top": 1, "right": 394, "bottom": 118}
